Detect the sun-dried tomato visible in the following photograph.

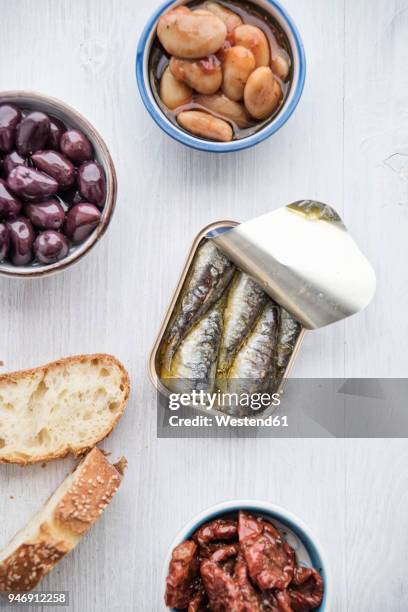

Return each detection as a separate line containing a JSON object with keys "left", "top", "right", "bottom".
{"left": 234, "top": 554, "right": 263, "bottom": 611}
{"left": 195, "top": 518, "right": 238, "bottom": 545}
{"left": 188, "top": 585, "right": 207, "bottom": 612}
{"left": 287, "top": 568, "right": 324, "bottom": 611}
{"left": 201, "top": 559, "right": 245, "bottom": 611}
{"left": 275, "top": 590, "right": 294, "bottom": 612}
{"left": 165, "top": 540, "right": 199, "bottom": 608}
{"left": 238, "top": 512, "right": 295, "bottom": 590}
{"left": 165, "top": 513, "right": 324, "bottom": 612}
{"left": 292, "top": 566, "right": 314, "bottom": 586}
{"left": 211, "top": 543, "right": 240, "bottom": 564}
{"left": 256, "top": 590, "right": 290, "bottom": 612}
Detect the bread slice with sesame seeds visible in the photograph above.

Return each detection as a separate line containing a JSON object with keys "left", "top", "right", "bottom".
{"left": 0, "top": 447, "right": 125, "bottom": 593}
{"left": 0, "top": 354, "right": 130, "bottom": 465}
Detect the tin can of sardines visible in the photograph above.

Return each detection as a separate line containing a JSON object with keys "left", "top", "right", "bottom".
{"left": 149, "top": 201, "right": 376, "bottom": 417}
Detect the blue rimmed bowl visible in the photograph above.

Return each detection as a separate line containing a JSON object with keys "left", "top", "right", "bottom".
{"left": 162, "top": 499, "right": 332, "bottom": 610}
{"left": 136, "top": 0, "right": 306, "bottom": 153}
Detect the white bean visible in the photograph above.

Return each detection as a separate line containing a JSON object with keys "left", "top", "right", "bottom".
{"left": 172, "top": 5, "right": 191, "bottom": 15}
{"left": 233, "top": 24, "right": 270, "bottom": 67}
{"left": 271, "top": 51, "right": 291, "bottom": 81}
{"left": 170, "top": 57, "right": 222, "bottom": 95}
{"left": 204, "top": 2, "right": 243, "bottom": 32}
{"left": 222, "top": 45, "right": 256, "bottom": 101}
{"left": 177, "top": 110, "right": 233, "bottom": 141}
{"left": 244, "top": 66, "right": 282, "bottom": 120}
{"left": 195, "top": 93, "right": 250, "bottom": 128}
{"left": 193, "top": 9, "right": 215, "bottom": 16}
{"left": 160, "top": 66, "right": 192, "bottom": 110}
{"left": 157, "top": 9, "right": 227, "bottom": 59}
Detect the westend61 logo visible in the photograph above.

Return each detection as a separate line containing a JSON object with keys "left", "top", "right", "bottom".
{"left": 168, "top": 390, "right": 281, "bottom": 412}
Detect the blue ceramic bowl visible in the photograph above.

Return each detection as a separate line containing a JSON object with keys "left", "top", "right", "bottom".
{"left": 136, "top": 0, "right": 306, "bottom": 153}
{"left": 162, "top": 500, "right": 332, "bottom": 610}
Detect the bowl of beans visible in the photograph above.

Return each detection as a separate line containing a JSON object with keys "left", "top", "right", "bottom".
{"left": 162, "top": 500, "right": 332, "bottom": 610}
{"left": 137, "top": 0, "right": 306, "bottom": 152}
{"left": 0, "top": 91, "right": 116, "bottom": 278}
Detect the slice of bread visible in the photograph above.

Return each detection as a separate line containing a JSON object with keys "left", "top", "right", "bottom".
{"left": 0, "top": 447, "right": 125, "bottom": 592}
{"left": 0, "top": 354, "right": 130, "bottom": 465}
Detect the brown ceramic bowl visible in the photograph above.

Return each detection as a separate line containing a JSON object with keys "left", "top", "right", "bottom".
{"left": 0, "top": 91, "right": 117, "bottom": 278}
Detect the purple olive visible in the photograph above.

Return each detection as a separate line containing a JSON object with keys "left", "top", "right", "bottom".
{"left": 6, "top": 217, "right": 35, "bottom": 265}
{"left": 0, "top": 104, "right": 21, "bottom": 153}
{"left": 78, "top": 161, "right": 106, "bottom": 206}
{"left": 0, "top": 179, "right": 22, "bottom": 219}
{"left": 0, "top": 223, "right": 10, "bottom": 261}
{"left": 7, "top": 166, "right": 58, "bottom": 201}
{"left": 2, "top": 150, "right": 27, "bottom": 177}
{"left": 31, "top": 150, "right": 75, "bottom": 190}
{"left": 48, "top": 116, "right": 66, "bottom": 150}
{"left": 34, "top": 230, "right": 69, "bottom": 264}
{"left": 16, "top": 111, "right": 51, "bottom": 156}
{"left": 25, "top": 199, "right": 65, "bottom": 230}
{"left": 60, "top": 130, "right": 92, "bottom": 163}
{"left": 64, "top": 202, "right": 101, "bottom": 242}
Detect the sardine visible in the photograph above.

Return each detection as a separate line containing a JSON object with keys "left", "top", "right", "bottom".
{"left": 217, "top": 271, "right": 267, "bottom": 375}
{"left": 275, "top": 309, "right": 302, "bottom": 381}
{"left": 162, "top": 240, "right": 235, "bottom": 370}
{"left": 163, "top": 298, "right": 224, "bottom": 394}
{"left": 218, "top": 302, "right": 279, "bottom": 408}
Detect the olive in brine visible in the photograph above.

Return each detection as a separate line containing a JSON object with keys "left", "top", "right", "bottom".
{"left": 6, "top": 217, "right": 35, "bottom": 265}
{"left": 0, "top": 223, "right": 10, "bottom": 261}
{"left": 25, "top": 199, "right": 65, "bottom": 230}
{"left": 2, "top": 151, "right": 27, "bottom": 177}
{"left": 7, "top": 166, "right": 58, "bottom": 201}
{"left": 64, "top": 203, "right": 101, "bottom": 242}
{"left": 16, "top": 111, "right": 51, "bottom": 156}
{"left": 78, "top": 161, "right": 106, "bottom": 206}
{"left": 48, "top": 116, "right": 66, "bottom": 150}
{"left": 31, "top": 150, "right": 75, "bottom": 190}
{"left": 60, "top": 130, "right": 93, "bottom": 163}
{"left": 34, "top": 230, "right": 69, "bottom": 264}
{"left": 0, "top": 104, "right": 21, "bottom": 153}
{"left": 0, "top": 179, "right": 22, "bottom": 220}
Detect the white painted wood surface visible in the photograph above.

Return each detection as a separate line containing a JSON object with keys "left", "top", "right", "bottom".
{"left": 0, "top": 0, "right": 408, "bottom": 610}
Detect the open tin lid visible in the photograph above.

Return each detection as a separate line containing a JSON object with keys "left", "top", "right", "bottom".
{"left": 208, "top": 201, "right": 376, "bottom": 330}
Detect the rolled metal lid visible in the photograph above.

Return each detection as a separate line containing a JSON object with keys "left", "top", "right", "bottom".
{"left": 209, "top": 201, "right": 376, "bottom": 330}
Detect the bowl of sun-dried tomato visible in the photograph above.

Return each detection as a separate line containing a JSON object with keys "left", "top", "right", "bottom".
{"left": 163, "top": 500, "right": 332, "bottom": 611}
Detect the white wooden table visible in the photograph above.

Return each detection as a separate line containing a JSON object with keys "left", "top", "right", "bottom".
{"left": 1, "top": 1, "right": 408, "bottom": 610}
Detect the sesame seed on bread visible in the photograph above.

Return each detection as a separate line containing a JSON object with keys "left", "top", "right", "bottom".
{"left": 0, "top": 448, "right": 124, "bottom": 593}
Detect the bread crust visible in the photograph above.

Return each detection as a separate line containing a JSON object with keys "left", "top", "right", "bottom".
{"left": 0, "top": 536, "right": 70, "bottom": 593}
{"left": 0, "top": 448, "right": 123, "bottom": 593}
{"left": 0, "top": 354, "right": 130, "bottom": 466}
{"left": 54, "top": 446, "right": 122, "bottom": 535}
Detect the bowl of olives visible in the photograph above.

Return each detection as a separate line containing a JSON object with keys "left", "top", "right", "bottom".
{"left": 137, "top": 0, "right": 306, "bottom": 152}
{"left": 0, "top": 91, "right": 116, "bottom": 277}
